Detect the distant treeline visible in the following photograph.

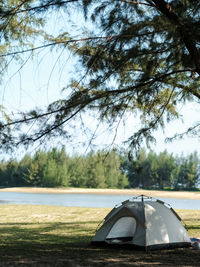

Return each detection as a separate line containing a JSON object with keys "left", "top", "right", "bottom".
{"left": 0, "top": 148, "right": 199, "bottom": 190}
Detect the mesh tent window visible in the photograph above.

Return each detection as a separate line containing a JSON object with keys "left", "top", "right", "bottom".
{"left": 106, "top": 217, "right": 137, "bottom": 241}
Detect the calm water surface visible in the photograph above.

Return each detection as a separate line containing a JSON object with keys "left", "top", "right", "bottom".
{"left": 0, "top": 191, "right": 199, "bottom": 210}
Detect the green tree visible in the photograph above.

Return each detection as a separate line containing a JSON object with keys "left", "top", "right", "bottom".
{"left": 0, "top": 160, "right": 20, "bottom": 186}
{"left": 40, "top": 148, "right": 70, "bottom": 187}
{"left": 34, "top": 150, "right": 48, "bottom": 183}
{"left": 49, "top": 147, "right": 70, "bottom": 187}
{"left": 186, "top": 152, "right": 199, "bottom": 189}
{"left": 0, "top": 160, "right": 9, "bottom": 186}
{"left": 18, "top": 154, "right": 35, "bottom": 185}
{"left": 121, "top": 149, "right": 148, "bottom": 188}
{"left": 1, "top": 1, "right": 200, "bottom": 151}
{"left": 86, "top": 152, "right": 106, "bottom": 188}
{"left": 133, "top": 149, "right": 148, "bottom": 188}
{"left": 104, "top": 150, "right": 128, "bottom": 188}
{"left": 69, "top": 156, "right": 88, "bottom": 188}
{"left": 176, "top": 152, "right": 199, "bottom": 189}
{"left": 153, "top": 151, "right": 176, "bottom": 189}
{"left": 42, "top": 158, "right": 58, "bottom": 187}
{"left": 122, "top": 149, "right": 178, "bottom": 189}
{"left": 84, "top": 150, "right": 128, "bottom": 189}
{"left": 25, "top": 161, "right": 41, "bottom": 186}
{"left": 56, "top": 147, "right": 70, "bottom": 187}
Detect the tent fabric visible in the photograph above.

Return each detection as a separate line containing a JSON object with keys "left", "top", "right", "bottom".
{"left": 91, "top": 195, "right": 191, "bottom": 250}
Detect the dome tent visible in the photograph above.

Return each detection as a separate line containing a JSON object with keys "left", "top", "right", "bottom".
{"left": 91, "top": 195, "right": 191, "bottom": 250}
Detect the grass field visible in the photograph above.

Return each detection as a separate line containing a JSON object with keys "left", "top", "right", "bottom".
{"left": 0, "top": 204, "right": 199, "bottom": 266}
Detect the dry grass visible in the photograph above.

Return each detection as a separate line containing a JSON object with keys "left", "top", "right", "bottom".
{"left": 0, "top": 205, "right": 199, "bottom": 266}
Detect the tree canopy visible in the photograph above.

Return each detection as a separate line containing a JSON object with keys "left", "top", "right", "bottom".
{"left": 1, "top": 0, "right": 200, "bottom": 152}
{"left": 0, "top": 148, "right": 199, "bottom": 189}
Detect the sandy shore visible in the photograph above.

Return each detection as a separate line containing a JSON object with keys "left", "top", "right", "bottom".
{"left": 0, "top": 187, "right": 200, "bottom": 199}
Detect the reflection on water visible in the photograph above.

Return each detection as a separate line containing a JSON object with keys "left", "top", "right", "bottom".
{"left": 0, "top": 191, "right": 199, "bottom": 210}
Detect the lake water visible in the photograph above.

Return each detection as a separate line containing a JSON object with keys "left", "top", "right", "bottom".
{"left": 0, "top": 191, "right": 199, "bottom": 210}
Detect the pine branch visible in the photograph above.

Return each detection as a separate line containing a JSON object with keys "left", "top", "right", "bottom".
{"left": 0, "top": 31, "right": 164, "bottom": 58}
{"left": 0, "top": 0, "right": 79, "bottom": 17}
{"left": 0, "top": 68, "right": 193, "bottom": 130}
{"left": 19, "top": 104, "right": 84, "bottom": 144}
{"left": 176, "top": 83, "right": 200, "bottom": 100}
{"left": 118, "top": 0, "right": 154, "bottom": 7}
{"left": 166, "top": 122, "right": 200, "bottom": 142}
{"left": 152, "top": 0, "right": 200, "bottom": 76}
{"left": 130, "top": 87, "right": 176, "bottom": 148}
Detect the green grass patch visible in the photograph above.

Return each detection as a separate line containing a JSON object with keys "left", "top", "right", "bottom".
{"left": 0, "top": 205, "right": 199, "bottom": 266}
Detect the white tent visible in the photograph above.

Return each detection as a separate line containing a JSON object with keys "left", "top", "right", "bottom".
{"left": 91, "top": 195, "right": 191, "bottom": 250}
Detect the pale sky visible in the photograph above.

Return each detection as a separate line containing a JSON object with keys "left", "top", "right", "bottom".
{"left": 1, "top": 11, "right": 200, "bottom": 159}
{"left": 1, "top": 51, "right": 199, "bottom": 158}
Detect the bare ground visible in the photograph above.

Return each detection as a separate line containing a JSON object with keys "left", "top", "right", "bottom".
{"left": 0, "top": 245, "right": 200, "bottom": 266}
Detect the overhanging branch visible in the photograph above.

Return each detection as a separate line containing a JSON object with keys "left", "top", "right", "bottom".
{"left": 151, "top": 0, "right": 200, "bottom": 76}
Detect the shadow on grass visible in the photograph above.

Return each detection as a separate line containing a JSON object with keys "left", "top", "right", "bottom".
{"left": 0, "top": 221, "right": 200, "bottom": 266}
{"left": 187, "top": 225, "right": 200, "bottom": 230}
